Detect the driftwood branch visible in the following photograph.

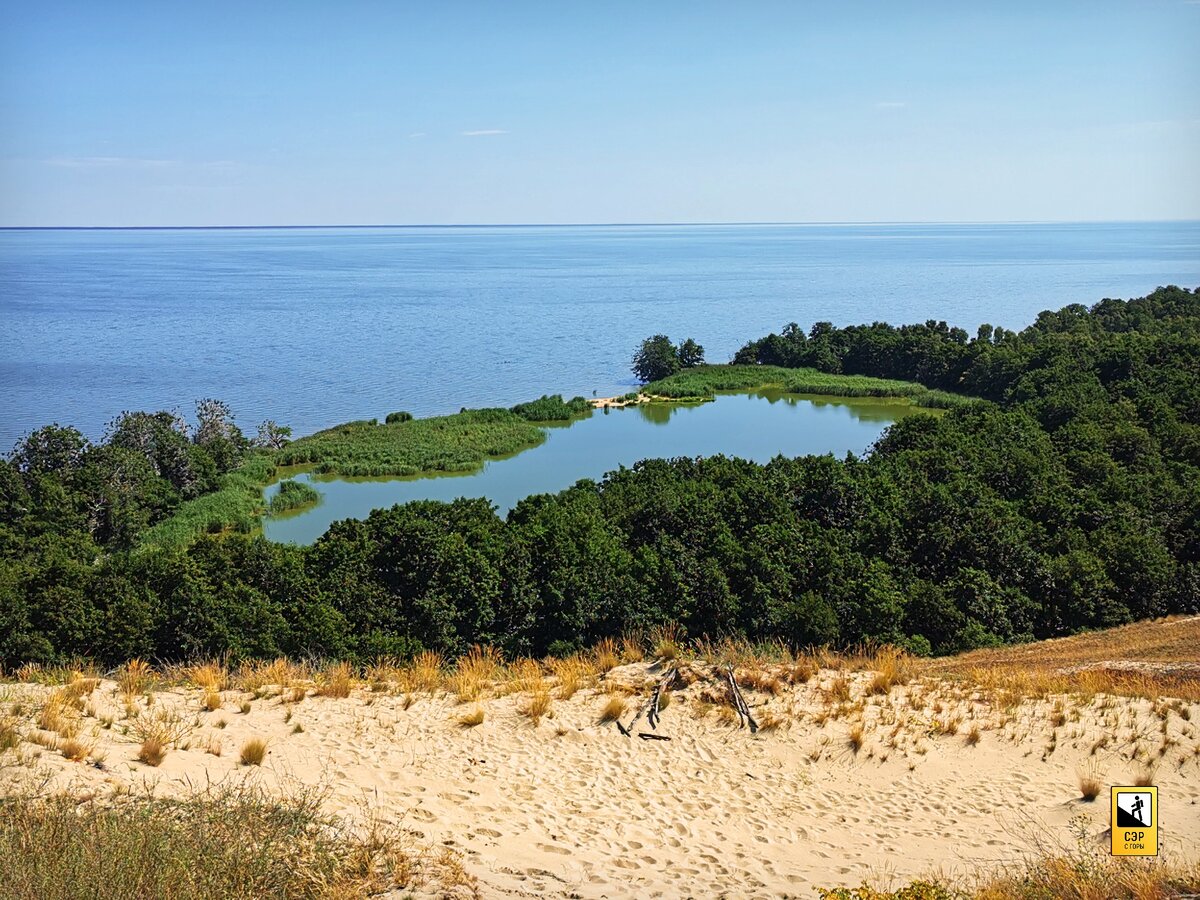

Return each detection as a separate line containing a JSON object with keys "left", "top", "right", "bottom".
{"left": 638, "top": 732, "right": 671, "bottom": 741}
{"left": 725, "top": 666, "right": 759, "bottom": 733}
{"left": 619, "top": 667, "right": 677, "bottom": 737}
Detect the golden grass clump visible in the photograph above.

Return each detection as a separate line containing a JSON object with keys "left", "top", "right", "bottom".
{"left": 599, "top": 695, "right": 626, "bottom": 723}
{"left": 521, "top": 688, "right": 552, "bottom": 724}
{"left": 650, "top": 623, "right": 685, "bottom": 661}
{"left": 782, "top": 656, "right": 818, "bottom": 684}
{"left": 847, "top": 722, "right": 865, "bottom": 753}
{"left": 189, "top": 662, "right": 228, "bottom": 693}
{"left": 117, "top": 659, "right": 153, "bottom": 700}
{"left": 448, "top": 645, "right": 503, "bottom": 703}
{"left": 316, "top": 661, "right": 354, "bottom": 699}
{"left": 758, "top": 709, "right": 786, "bottom": 732}
{"left": 59, "top": 736, "right": 93, "bottom": 762}
{"left": 405, "top": 651, "right": 445, "bottom": 694}
{"left": 1133, "top": 763, "right": 1157, "bottom": 787}
{"left": 138, "top": 738, "right": 167, "bottom": 767}
{"left": 201, "top": 690, "right": 222, "bottom": 712}
{"left": 965, "top": 723, "right": 982, "bottom": 745}
{"left": 457, "top": 706, "right": 485, "bottom": 728}
{"left": 823, "top": 674, "right": 852, "bottom": 704}
{"left": 38, "top": 690, "right": 81, "bottom": 738}
{"left": 594, "top": 637, "right": 620, "bottom": 673}
{"left": 620, "top": 632, "right": 646, "bottom": 663}
{"left": 239, "top": 737, "right": 269, "bottom": 766}
{"left": 507, "top": 658, "right": 544, "bottom": 695}
{"left": 550, "top": 655, "right": 593, "bottom": 700}
{"left": 129, "top": 708, "right": 195, "bottom": 749}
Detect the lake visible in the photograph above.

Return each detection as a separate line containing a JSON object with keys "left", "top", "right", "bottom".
{"left": 262, "top": 390, "right": 934, "bottom": 544}
{"left": 1, "top": 221, "right": 1197, "bottom": 450}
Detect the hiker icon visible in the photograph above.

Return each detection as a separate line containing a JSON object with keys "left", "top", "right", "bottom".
{"left": 1116, "top": 792, "right": 1152, "bottom": 828}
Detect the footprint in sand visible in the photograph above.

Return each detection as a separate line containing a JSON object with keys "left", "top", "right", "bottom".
{"left": 537, "top": 843, "right": 571, "bottom": 855}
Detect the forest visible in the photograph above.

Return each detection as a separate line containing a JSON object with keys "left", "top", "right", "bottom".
{"left": 1, "top": 286, "right": 1197, "bottom": 667}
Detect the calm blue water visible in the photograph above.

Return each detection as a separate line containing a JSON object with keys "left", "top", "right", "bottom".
{"left": 262, "top": 390, "right": 930, "bottom": 545}
{"left": 1, "top": 222, "right": 1197, "bottom": 449}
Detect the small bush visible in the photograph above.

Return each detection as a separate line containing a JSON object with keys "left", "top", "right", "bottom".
{"left": 458, "top": 707, "right": 485, "bottom": 728}
{"left": 385, "top": 411, "right": 413, "bottom": 424}
{"left": 1077, "top": 764, "right": 1103, "bottom": 801}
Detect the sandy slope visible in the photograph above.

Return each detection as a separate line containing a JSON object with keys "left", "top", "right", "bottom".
{"left": 3, "top": 661, "right": 1199, "bottom": 898}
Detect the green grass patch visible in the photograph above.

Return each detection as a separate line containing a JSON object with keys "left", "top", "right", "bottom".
{"left": 265, "top": 479, "right": 321, "bottom": 517}
{"left": 644, "top": 364, "right": 973, "bottom": 408}
{"left": 276, "top": 407, "right": 549, "bottom": 478}
{"left": 138, "top": 452, "right": 277, "bottom": 551}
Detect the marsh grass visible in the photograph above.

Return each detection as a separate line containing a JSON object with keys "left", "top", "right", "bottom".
{"left": 276, "top": 408, "right": 548, "bottom": 478}
{"left": 0, "top": 785, "right": 454, "bottom": 900}
{"left": 643, "top": 364, "right": 970, "bottom": 408}
{"left": 264, "top": 478, "right": 321, "bottom": 516}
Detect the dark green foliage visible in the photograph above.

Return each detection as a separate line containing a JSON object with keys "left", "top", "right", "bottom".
{"left": 2, "top": 287, "right": 1199, "bottom": 668}
{"left": 384, "top": 411, "right": 413, "bottom": 424}
{"left": 632, "top": 334, "right": 704, "bottom": 382}
{"left": 509, "top": 394, "right": 591, "bottom": 422}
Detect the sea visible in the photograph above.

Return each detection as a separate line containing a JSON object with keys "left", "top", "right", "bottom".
{"left": 1, "top": 222, "right": 1197, "bottom": 449}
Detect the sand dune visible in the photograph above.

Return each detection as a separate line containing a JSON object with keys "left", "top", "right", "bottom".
{"left": 3, "top": 646, "right": 1199, "bottom": 898}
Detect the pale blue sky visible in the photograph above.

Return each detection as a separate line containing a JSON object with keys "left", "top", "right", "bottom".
{"left": 1, "top": 1, "right": 1198, "bottom": 226}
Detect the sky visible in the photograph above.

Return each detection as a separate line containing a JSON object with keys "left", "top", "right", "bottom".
{"left": 1, "top": 1, "right": 1198, "bottom": 226}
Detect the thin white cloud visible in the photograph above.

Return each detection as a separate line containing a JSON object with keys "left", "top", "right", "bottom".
{"left": 43, "top": 156, "right": 178, "bottom": 168}
{"left": 408, "top": 132, "right": 427, "bottom": 138}
{"left": 876, "top": 101, "right": 906, "bottom": 109}
{"left": 461, "top": 129, "right": 508, "bottom": 136}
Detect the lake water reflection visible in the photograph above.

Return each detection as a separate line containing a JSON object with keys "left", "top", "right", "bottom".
{"left": 262, "top": 390, "right": 935, "bottom": 545}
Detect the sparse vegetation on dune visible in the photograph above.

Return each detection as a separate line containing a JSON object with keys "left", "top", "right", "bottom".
{"left": 0, "top": 786, "right": 474, "bottom": 900}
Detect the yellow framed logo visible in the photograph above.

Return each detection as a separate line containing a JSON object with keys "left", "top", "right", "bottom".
{"left": 1111, "top": 786, "right": 1157, "bottom": 856}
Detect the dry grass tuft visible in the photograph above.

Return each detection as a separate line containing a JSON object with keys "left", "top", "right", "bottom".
{"left": 599, "top": 695, "right": 627, "bottom": 723}
{"left": 405, "top": 651, "right": 445, "bottom": 694}
{"left": 116, "top": 659, "right": 153, "bottom": 700}
{"left": 1133, "top": 763, "right": 1157, "bottom": 787}
{"left": 201, "top": 690, "right": 222, "bottom": 712}
{"left": 847, "top": 721, "right": 865, "bottom": 753}
{"left": 758, "top": 709, "right": 786, "bottom": 732}
{"left": 138, "top": 737, "right": 167, "bottom": 767}
{"left": 823, "top": 674, "right": 852, "bottom": 704}
{"left": 594, "top": 637, "right": 620, "bottom": 673}
{"left": 449, "top": 646, "right": 503, "bottom": 703}
{"left": 1077, "top": 763, "right": 1104, "bottom": 801}
{"left": 965, "top": 723, "right": 982, "bottom": 745}
{"left": 59, "top": 736, "right": 93, "bottom": 762}
{"left": 189, "top": 662, "right": 228, "bottom": 693}
{"left": 239, "top": 737, "right": 268, "bottom": 766}
{"left": 650, "top": 623, "right": 685, "bottom": 661}
{"left": 457, "top": 705, "right": 485, "bottom": 728}
{"left": 550, "top": 655, "right": 593, "bottom": 700}
{"left": 521, "top": 688, "right": 552, "bottom": 724}
{"left": 316, "top": 661, "right": 354, "bottom": 699}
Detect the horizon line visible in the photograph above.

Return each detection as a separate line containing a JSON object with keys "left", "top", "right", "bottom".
{"left": 2, "top": 217, "right": 1199, "bottom": 232}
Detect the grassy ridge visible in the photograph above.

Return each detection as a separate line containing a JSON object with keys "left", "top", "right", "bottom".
{"left": 644, "top": 364, "right": 972, "bottom": 408}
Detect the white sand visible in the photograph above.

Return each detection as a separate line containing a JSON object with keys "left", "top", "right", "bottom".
{"left": 5, "top": 664, "right": 1198, "bottom": 898}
